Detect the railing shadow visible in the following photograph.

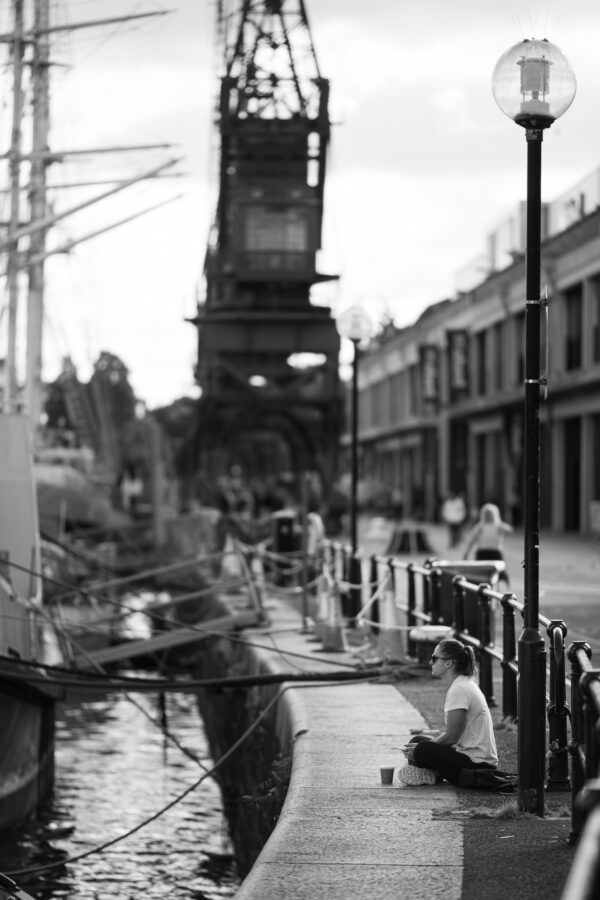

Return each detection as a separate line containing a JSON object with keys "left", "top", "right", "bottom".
{"left": 313, "top": 537, "right": 599, "bottom": 900}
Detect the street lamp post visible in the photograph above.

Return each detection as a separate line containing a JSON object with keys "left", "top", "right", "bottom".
{"left": 492, "top": 39, "right": 576, "bottom": 815}
{"left": 336, "top": 306, "right": 373, "bottom": 620}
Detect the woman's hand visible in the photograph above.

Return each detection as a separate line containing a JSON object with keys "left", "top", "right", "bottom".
{"left": 403, "top": 734, "right": 434, "bottom": 764}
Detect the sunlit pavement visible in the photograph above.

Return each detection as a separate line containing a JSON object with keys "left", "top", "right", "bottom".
{"left": 235, "top": 593, "right": 464, "bottom": 900}
{"left": 354, "top": 515, "right": 600, "bottom": 650}
{"left": 231, "top": 516, "right": 589, "bottom": 900}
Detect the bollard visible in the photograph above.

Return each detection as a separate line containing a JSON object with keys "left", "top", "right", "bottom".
{"left": 377, "top": 564, "right": 404, "bottom": 663}
{"left": 249, "top": 547, "right": 267, "bottom": 612}
{"left": 313, "top": 568, "right": 332, "bottom": 643}
{"left": 321, "top": 582, "right": 347, "bottom": 653}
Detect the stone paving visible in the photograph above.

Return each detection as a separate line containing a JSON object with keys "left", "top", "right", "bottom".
{"left": 231, "top": 517, "right": 599, "bottom": 900}
{"left": 232, "top": 592, "right": 465, "bottom": 900}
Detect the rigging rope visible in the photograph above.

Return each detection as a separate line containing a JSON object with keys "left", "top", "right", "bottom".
{"left": 5, "top": 677, "right": 373, "bottom": 880}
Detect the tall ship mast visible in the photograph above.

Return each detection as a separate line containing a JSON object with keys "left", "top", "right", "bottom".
{"left": 1, "top": 0, "right": 176, "bottom": 433}
{"left": 0, "top": 0, "right": 175, "bottom": 834}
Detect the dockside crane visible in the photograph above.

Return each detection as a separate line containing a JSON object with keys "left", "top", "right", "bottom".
{"left": 189, "top": 0, "right": 343, "bottom": 494}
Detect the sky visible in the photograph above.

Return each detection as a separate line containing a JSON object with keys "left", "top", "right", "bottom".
{"left": 2, "top": 0, "right": 600, "bottom": 409}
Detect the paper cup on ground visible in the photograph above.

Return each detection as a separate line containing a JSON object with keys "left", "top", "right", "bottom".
{"left": 380, "top": 766, "right": 394, "bottom": 785}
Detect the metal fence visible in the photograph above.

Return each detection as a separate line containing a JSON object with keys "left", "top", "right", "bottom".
{"left": 315, "top": 539, "right": 600, "bottom": 900}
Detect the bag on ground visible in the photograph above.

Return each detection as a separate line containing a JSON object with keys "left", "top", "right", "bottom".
{"left": 457, "top": 768, "right": 518, "bottom": 792}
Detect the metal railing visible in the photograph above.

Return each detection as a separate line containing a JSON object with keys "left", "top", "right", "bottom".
{"left": 247, "top": 530, "right": 600, "bottom": 898}
{"left": 560, "top": 644, "right": 600, "bottom": 900}
{"left": 313, "top": 538, "right": 598, "bottom": 898}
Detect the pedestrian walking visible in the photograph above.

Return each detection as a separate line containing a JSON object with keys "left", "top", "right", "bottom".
{"left": 462, "top": 502, "right": 512, "bottom": 561}
{"left": 397, "top": 638, "right": 500, "bottom": 787}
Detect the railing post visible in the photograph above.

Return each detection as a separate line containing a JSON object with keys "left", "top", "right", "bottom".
{"left": 387, "top": 558, "right": 402, "bottom": 657}
{"left": 339, "top": 545, "right": 351, "bottom": 619}
{"left": 406, "top": 563, "right": 416, "bottom": 658}
{"left": 369, "top": 555, "right": 379, "bottom": 636}
{"left": 581, "top": 670, "right": 600, "bottom": 781}
{"left": 546, "top": 620, "right": 570, "bottom": 791}
{"left": 567, "top": 641, "right": 592, "bottom": 845}
{"left": 501, "top": 593, "right": 518, "bottom": 720}
{"left": 429, "top": 567, "right": 442, "bottom": 625}
{"left": 422, "top": 568, "right": 432, "bottom": 621}
{"left": 452, "top": 576, "right": 465, "bottom": 635}
{"left": 561, "top": 794, "right": 600, "bottom": 900}
{"left": 477, "top": 583, "right": 496, "bottom": 707}
{"left": 348, "top": 551, "right": 363, "bottom": 627}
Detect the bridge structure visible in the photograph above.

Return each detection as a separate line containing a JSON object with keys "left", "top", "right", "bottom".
{"left": 188, "top": 0, "right": 343, "bottom": 499}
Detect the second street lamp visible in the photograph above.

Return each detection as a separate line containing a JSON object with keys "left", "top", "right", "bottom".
{"left": 492, "top": 38, "right": 576, "bottom": 816}
{"left": 336, "top": 306, "right": 373, "bottom": 622}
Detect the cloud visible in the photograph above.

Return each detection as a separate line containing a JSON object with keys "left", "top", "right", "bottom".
{"left": 14, "top": 0, "right": 600, "bottom": 408}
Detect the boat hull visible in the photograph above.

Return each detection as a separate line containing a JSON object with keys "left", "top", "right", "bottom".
{"left": 0, "top": 678, "right": 55, "bottom": 833}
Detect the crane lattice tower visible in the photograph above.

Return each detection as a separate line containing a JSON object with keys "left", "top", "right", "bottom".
{"left": 189, "top": 0, "right": 342, "bottom": 490}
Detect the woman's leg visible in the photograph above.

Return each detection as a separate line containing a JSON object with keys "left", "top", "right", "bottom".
{"left": 412, "top": 741, "right": 479, "bottom": 785}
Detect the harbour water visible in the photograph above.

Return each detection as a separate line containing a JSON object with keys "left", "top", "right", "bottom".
{"left": 0, "top": 683, "right": 240, "bottom": 899}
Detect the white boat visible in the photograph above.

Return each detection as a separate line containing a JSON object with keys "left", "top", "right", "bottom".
{"left": 0, "top": 413, "right": 63, "bottom": 831}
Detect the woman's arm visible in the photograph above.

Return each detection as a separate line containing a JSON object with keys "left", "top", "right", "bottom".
{"left": 403, "top": 709, "right": 467, "bottom": 762}
{"left": 434, "top": 708, "right": 467, "bottom": 746}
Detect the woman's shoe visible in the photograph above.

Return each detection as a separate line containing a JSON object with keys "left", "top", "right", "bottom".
{"left": 396, "top": 764, "right": 437, "bottom": 786}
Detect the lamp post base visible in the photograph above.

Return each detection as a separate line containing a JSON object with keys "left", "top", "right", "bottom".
{"left": 517, "top": 626, "right": 547, "bottom": 815}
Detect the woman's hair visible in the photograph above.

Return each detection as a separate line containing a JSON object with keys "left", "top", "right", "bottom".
{"left": 480, "top": 503, "right": 500, "bottom": 524}
{"left": 437, "top": 638, "right": 477, "bottom": 677}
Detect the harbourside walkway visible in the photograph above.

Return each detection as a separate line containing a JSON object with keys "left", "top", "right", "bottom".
{"left": 231, "top": 517, "right": 595, "bottom": 900}
{"left": 234, "top": 596, "right": 466, "bottom": 900}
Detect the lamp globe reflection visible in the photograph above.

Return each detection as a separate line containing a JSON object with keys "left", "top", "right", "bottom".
{"left": 492, "top": 38, "right": 576, "bottom": 128}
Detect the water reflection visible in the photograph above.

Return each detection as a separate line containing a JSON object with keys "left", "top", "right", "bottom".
{"left": 1, "top": 685, "right": 240, "bottom": 900}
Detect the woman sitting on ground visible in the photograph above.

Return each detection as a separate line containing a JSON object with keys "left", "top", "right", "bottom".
{"left": 400, "top": 638, "right": 498, "bottom": 786}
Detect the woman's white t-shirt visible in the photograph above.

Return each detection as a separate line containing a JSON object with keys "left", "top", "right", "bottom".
{"left": 444, "top": 675, "right": 498, "bottom": 765}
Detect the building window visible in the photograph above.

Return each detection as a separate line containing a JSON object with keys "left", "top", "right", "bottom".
{"left": 389, "top": 372, "right": 401, "bottom": 423}
{"left": 408, "top": 364, "right": 419, "bottom": 415}
{"left": 476, "top": 331, "right": 487, "bottom": 396}
{"left": 374, "top": 382, "right": 384, "bottom": 426}
{"left": 244, "top": 206, "right": 309, "bottom": 251}
{"left": 493, "top": 322, "right": 504, "bottom": 391}
{"left": 592, "top": 276, "right": 600, "bottom": 364}
{"left": 564, "top": 283, "right": 583, "bottom": 371}
{"left": 593, "top": 415, "right": 600, "bottom": 501}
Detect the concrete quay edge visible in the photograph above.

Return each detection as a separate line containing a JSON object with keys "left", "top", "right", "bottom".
{"left": 233, "top": 593, "right": 465, "bottom": 900}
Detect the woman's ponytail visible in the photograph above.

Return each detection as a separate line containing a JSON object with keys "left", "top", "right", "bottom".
{"left": 463, "top": 645, "right": 477, "bottom": 677}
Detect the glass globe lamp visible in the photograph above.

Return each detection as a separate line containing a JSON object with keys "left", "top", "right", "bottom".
{"left": 336, "top": 306, "right": 373, "bottom": 343}
{"left": 492, "top": 38, "right": 576, "bottom": 127}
